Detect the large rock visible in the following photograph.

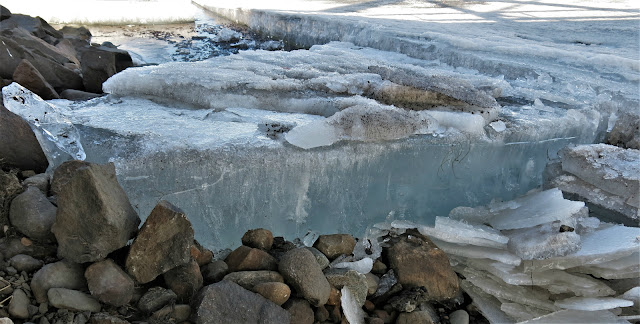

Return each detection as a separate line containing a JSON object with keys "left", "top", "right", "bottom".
{"left": 8, "top": 254, "right": 43, "bottom": 273}
{"left": 138, "top": 287, "right": 177, "bottom": 314}
{"left": 279, "top": 248, "right": 331, "bottom": 306}
{"left": 324, "top": 268, "right": 368, "bottom": 306}
{"left": 12, "top": 59, "right": 59, "bottom": 99}
{"left": 22, "top": 173, "right": 50, "bottom": 194}
{"left": 81, "top": 45, "right": 133, "bottom": 93}
{"left": 192, "top": 280, "right": 290, "bottom": 324}
{"left": 0, "top": 104, "right": 48, "bottom": 173}
{"left": 283, "top": 298, "right": 314, "bottom": 324}
{"left": 222, "top": 270, "right": 284, "bottom": 291}
{"left": 0, "top": 5, "right": 10, "bottom": 21}
{"left": 9, "top": 186, "right": 57, "bottom": 242}
{"left": 201, "top": 260, "right": 229, "bottom": 284}
{"left": 50, "top": 160, "right": 91, "bottom": 196}
{"left": 241, "top": 228, "right": 274, "bottom": 250}
{"left": 313, "top": 234, "right": 356, "bottom": 260}
{"left": 162, "top": 260, "right": 203, "bottom": 303}
{"left": 225, "top": 245, "right": 278, "bottom": 272}
{"left": 52, "top": 161, "right": 140, "bottom": 263}
{"left": 31, "top": 260, "right": 87, "bottom": 303}
{"left": 253, "top": 282, "right": 291, "bottom": 306}
{"left": 606, "top": 111, "right": 640, "bottom": 150}
{"left": 48, "top": 288, "right": 102, "bottom": 312}
{"left": 386, "top": 232, "right": 460, "bottom": 301}
{"left": 85, "top": 259, "right": 134, "bottom": 307}
{"left": 0, "top": 14, "right": 62, "bottom": 44}
{"left": 125, "top": 200, "right": 193, "bottom": 283}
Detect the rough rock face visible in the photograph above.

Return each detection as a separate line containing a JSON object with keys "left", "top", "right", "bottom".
{"left": 85, "top": 259, "right": 134, "bottom": 307}
{"left": 606, "top": 111, "right": 640, "bottom": 150}
{"left": 50, "top": 160, "right": 91, "bottom": 196}
{"left": 0, "top": 14, "right": 62, "bottom": 44}
{"left": 12, "top": 59, "right": 59, "bottom": 99}
{"left": 81, "top": 45, "right": 133, "bottom": 93}
{"left": 0, "top": 5, "right": 11, "bottom": 21}
{"left": 192, "top": 280, "right": 290, "bottom": 324}
{"left": 31, "top": 260, "right": 87, "bottom": 303}
{"left": 125, "top": 200, "right": 194, "bottom": 284}
{"left": 386, "top": 232, "right": 460, "bottom": 301}
{"left": 52, "top": 162, "right": 140, "bottom": 263}
{"left": 9, "top": 186, "right": 57, "bottom": 242}
{"left": 313, "top": 234, "right": 356, "bottom": 260}
{"left": 162, "top": 260, "right": 203, "bottom": 302}
{"left": 0, "top": 104, "right": 48, "bottom": 173}
{"left": 278, "top": 248, "right": 331, "bottom": 307}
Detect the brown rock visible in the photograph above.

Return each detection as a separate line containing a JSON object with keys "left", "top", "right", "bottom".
{"left": 85, "top": 259, "right": 134, "bottom": 306}
{"left": 138, "top": 287, "right": 177, "bottom": 314}
{"left": 372, "top": 259, "right": 388, "bottom": 275}
{"left": 12, "top": 59, "right": 59, "bottom": 99}
{"left": 313, "top": 234, "right": 356, "bottom": 260}
{"left": 315, "top": 305, "right": 330, "bottom": 322}
{"left": 50, "top": 160, "right": 91, "bottom": 196}
{"left": 395, "top": 308, "right": 438, "bottom": 324}
{"left": 225, "top": 245, "right": 278, "bottom": 272}
{"left": 52, "top": 162, "right": 140, "bottom": 263}
{"left": 0, "top": 104, "right": 47, "bottom": 173}
{"left": 151, "top": 304, "right": 191, "bottom": 323}
{"left": 253, "top": 282, "right": 291, "bottom": 306}
{"left": 126, "top": 200, "right": 193, "bottom": 283}
{"left": 201, "top": 260, "right": 228, "bottom": 284}
{"left": 222, "top": 270, "right": 284, "bottom": 291}
{"left": 190, "top": 240, "right": 213, "bottom": 266}
{"left": 386, "top": 231, "right": 460, "bottom": 301}
{"left": 0, "top": 170, "right": 23, "bottom": 229}
{"left": 327, "top": 286, "right": 341, "bottom": 306}
{"left": 241, "top": 228, "right": 274, "bottom": 250}
{"left": 81, "top": 45, "right": 132, "bottom": 93}
{"left": 283, "top": 298, "right": 314, "bottom": 324}
{"left": 279, "top": 248, "right": 331, "bottom": 307}
{"left": 59, "top": 89, "right": 102, "bottom": 101}
{"left": 163, "top": 259, "right": 203, "bottom": 303}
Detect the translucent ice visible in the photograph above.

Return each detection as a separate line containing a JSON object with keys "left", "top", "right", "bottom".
{"left": 554, "top": 297, "right": 634, "bottom": 311}
{"left": 460, "top": 280, "right": 515, "bottom": 324}
{"left": 504, "top": 224, "right": 582, "bottom": 260}
{"left": 500, "top": 303, "right": 548, "bottom": 322}
{"left": 2, "top": 83, "right": 86, "bottom": 170}
{"left": 331, "top": 257, "right": 374, "bottom": 274}
{"left": 517, "top": 309, "right": 631, "bottom": 324}
{"left": 433, "top": 239, "right": 522, "bottom": 266}
{"left": 621, "top": 287, "right": 640, "bottom": 307}
{"left": 418, "top": 216, "right": 509, "bottom": 249}
{"left": 341, "top": 287, "right": 365, "bottom": 324}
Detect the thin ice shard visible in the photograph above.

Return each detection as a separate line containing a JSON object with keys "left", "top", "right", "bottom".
{"left": 554, "top": 297, "right": 634, "bottom": 311}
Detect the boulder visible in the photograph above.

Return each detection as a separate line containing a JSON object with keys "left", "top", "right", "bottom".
{"left": 0, "top": 104, "right": 48, "bottom": 173}
{"left": 12, "top": 59, "right": 59, "bottom": 99}
{"left": 31, "top": 260, "right": 86, "bottom": 303}
{"left": 279, "top": 248, "right": 331, "bottom": 306}
{"left": 192, "top": 280, "right": 290, "bottom": 324}
{"left": 9, "top": 186, "right": 57, "bottom": 242}
{"left": 50, "top": 160, "right": 91, "bottom": 196}
{"left": 253, "top": 282, "right": 291, "bottom": 306}
{"left": 0, "top": 5, "right": 10, "bottom": 21}
{"left": 386, "top": 231, "right": 460, "bottom": 301}
{"left": 81, "top": 45, "right": 133, "bottom": 93}
{"left": 162, "top": 260, "right": 203, "bottom": 302}
{"left": 241, "top": 228, "right": 274, "bottom": 250}
{"left": 48, "top": 288, "right": 102, "bottom": 312}
{"left": 138, "top": 287, "right": 177, "bottom": 314}
{"left": 190, "top": 240, "right": 213, "bottom": 266}
{"left": 52, "top": 161, "right": 140, "bottom": 263}
{"left": 201, "top": 260, "right": 228, "bottom": 284}
{"left": 125, "top": 200, "right": 193, "bottom": 284}
{"left": 225, "top": 245, "right": 278, "bottom": 272}
{"left": 313, "top": 234, "right": 356, "bottom": 260}
{"left": 222, "top": 270, "right": 284, "bottom": 291}
{"left": 85, "top": 259, "right": 134, "bottom": 307}
{"left": 0, "top": 14, "right": 62, "bottom": 44}
{"left": 8, "top": 254, "right": 43, "bottom": 273}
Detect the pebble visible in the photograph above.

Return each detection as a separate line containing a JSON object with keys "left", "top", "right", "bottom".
{"left": 137, "top": 287, "right": 177, "bottom": 314}
{"left": 241, "top": 228, "right": 274, "bottom": 250}
{"left": 313, "top": 234, "right": 356, "bottom": 260}
{"left": 253, "top": 282, "right": 291, "bottom": 306}
{"left": 47, "top": 288, "right": 102, "bottom": 312}
{"left": 8, "top": 289, "right": 30, "bottom": 319}
{"left": 449, "top": 309, "right": 470, "bottom": 324}
{"left": 9, "top": 254, "right": 42, "bottom": 273}
{"left": 201, "top": 260, "right": 228, "bottom": 284}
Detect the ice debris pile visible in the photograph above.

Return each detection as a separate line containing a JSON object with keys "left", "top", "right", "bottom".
{"left": 546, "top": 144, "right": 640, "bottom": 226}
{"left": 377, "top": 188, "right": 640, "bottom": 323}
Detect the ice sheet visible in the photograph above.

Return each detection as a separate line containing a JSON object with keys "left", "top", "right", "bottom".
{"left": 433, "top": 239, "right": 521, "bottom": 266}
{"left": 459, "top": 280, "right": 515, "bottom": 324}
{"left": 554, "top": 297, "right": 634, "bottom": 311}
{"left": 517, "top": 309, "right": 631, "bottom": 324}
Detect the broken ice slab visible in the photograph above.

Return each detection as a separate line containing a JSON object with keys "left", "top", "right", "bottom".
{"left": 418, "top": 217, "right": 508, "bottom": 249}
{"left": 503, "top": 221, "right": 582, "bottom": 260}
{"left": 500, "top": 303, "right": 549, "bottom": 322}
{"left": 570, "top": 253, "right": 640, "bottom": 280}
{"left": 430, "top": 238, "right": 521, "bottom": 266}
{"left": 516, "top": 309, "right": 631, "bottom": 324}
{"left": 459, "top": 280, "right": 515, "bottom": 324}
{"left": 488, "top": 188, "right": 585, "bottom": 230}
{"left": 561, "top": 144, "right": 640, "bottom": 206}
{"left": 554, "top": 297, "right": 634, "bottom": 311}
{"left": 524, "top": 225, "right": 640, "bottom": 272}
{"left": 2, "top": 83, "right": 86, "bottom": 170}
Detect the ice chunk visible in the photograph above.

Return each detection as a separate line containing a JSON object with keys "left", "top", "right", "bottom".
{"left": 500, "top": 303, "right": 549, "bottom": 322}
{"left": 488, "top": 188, "right": 585, "bottom": 230}
{"left": 490, "top": 120, "right": 507, "bottom": 133}
{"left": 332, "top": 257, "right": 374, "bottom": 274}
{"left": 418, "top": 217, "right": 508, "bottom": 249}
{"left": 525, "top": 225, "right": 640, "bottom": 271}
{"left": 554, "top": 297, "right": 634, "bottom": 311}
{"left": 449, "top": 206, "right": 494, "bottom": 224}
{"left": 341, "top": 287, "right": 365, "bottom": 324}
{"left": 302, "top": 230, "right": 320, "bottom": 247}
{"left": 561, "top": 144, "right": 640, "bottom": 204}
{"left": 432, "top": 238, "right": 521, "bottom": 266}
{"left": 352, "top": 226, "right": 386, "bottom": 261}
{"left": 504, "top": 223, "right": 581, "bottom": 260}
{"left": 621, "top": 287, "right": 640, "bottom": 307}
{"left": 459, "top": 280, "right": 515, "bottom": 324}
{"left": 517, "top": 309, "right": 631, "bottom": 324}
{"left": 2, "top": 83, "right": 86, "bottom": 170}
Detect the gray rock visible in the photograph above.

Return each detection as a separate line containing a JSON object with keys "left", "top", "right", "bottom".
{"left": 50, "top": 160, "right": 91, "bottom": 196}
{"left": 22, "top": 173, "right": 50, "bottom": 194}
{"left": 0, "top": 5, "right": 10, "bottom": 21}
{"left": 241, "top": 228, "right": 274, "bottom": 250}
{"left": 85, "top": 259, "right": 134, "bottom": 307}
{"left": 279, "top": 248, "right": 330, "bottom": 307}
{"left": 396, "top": 309, "right": 438, "bottom": 324}
{"left": 324, "top": 268, "right": 368, "bottom": 306}
{"left": 9, "top": 186, "right": 57, "bottom": 242}
{"left": 0, "top": 318, "right": 13, "bottom": 324}
{"left": 283, "top": 298, "right": 314, "bottom": 324}
{"left": 0, "top": 14, "right": 62, "bottom": 44}
{"left": 9, "top": 254, "right": 43, "bottom": 273}
{"left": 224, "top": 245, "right": 278, "bottom": 272}
{"left": 151, "top": 304, "right": 191, "bottom": 323}
{"left": 0, "top": 236, "right": 57, "bottom": 260}
{"left": 0, "top": 170, "right": 23, "bottom": 228}
{"left": 192, "top": 280, "right": 290, "bottom": 324}
{"left": 89, "top": 313, "right": 130, "bottom": 324}
{"left": 125, "top": 200, "right": 192, "bottom": 284}
{"left": 313, "top": 234, "right": 356, "bottom": 260}
{"left": 364, "top": 272, "right": 380, "bottom": 296}
{"left": 222, "top": 270, "right": 284, "bottom": 291}
{"left": 201, "top": 260, "right": 228, "bottom": 284}
{"left": 8, "top": 289, "right": 30, "bottom": 319}
{"left": 59, "top": 89, "right": 102, "bottom": 101}
{"left": 305, "top": 247, "right": 330, "bottom": 270}
{"left": 81, "top": 45, "right": 132, "bottom": 93}
{"left": 0, "top": 104, "right": 47, "bottom": 174}
{"left": 12, "top": 59, "right": 59, "bottom": 99}
{"left": 31, "top": 260, "right": 86, "bottom": 303}
{"left": 52, "top": 161, "right": 140, "bottom": 263}
{"left": 138, "top": 287, "right": 177, "bottom": 314}
{"left": 47, "top": 288, "right": 101, "bottom": 312}
{"left": 163, "top": 260, "right": 203, "bottom": 303}
{"left": 449, "top": 309, "right": 470, "bottom": 324}
{"left": 606, "top": 110, "right": 640, "bottom": 150}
